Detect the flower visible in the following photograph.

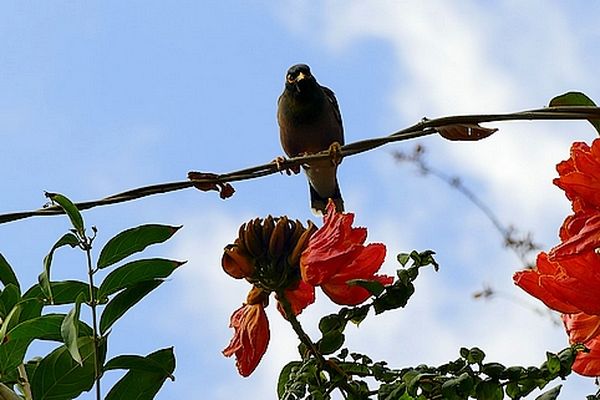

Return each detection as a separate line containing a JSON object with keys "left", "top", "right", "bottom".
{"left": 563, "top": 313, "right": 600, "bottom": 376}
{"left": 222, "top": 287, "right": 270, "bottom": 377}
{"left": 514, "top": 139, "right": 600, "bottom": 377}
{"left": 301, "top": 201, "right": 393, "bottom": 305}
{"left": 553, "top": 139, "right": 600, "bottom": 211}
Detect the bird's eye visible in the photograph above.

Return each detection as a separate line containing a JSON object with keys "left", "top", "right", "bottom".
{"left": 286, "top": 74, "right": 296, "bottom": 83}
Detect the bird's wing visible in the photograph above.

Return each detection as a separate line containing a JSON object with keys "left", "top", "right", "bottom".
{"left": 321, "top": 86, "right": 344, "bottom": 139}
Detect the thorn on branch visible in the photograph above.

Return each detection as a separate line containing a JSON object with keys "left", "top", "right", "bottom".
{"left": 188, "top": 171, "right": 236, "bottom": 199}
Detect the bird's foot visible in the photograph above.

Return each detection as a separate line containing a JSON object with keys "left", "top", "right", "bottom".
{"left": 327, "top": 142, "right": 343, "bottom": 166}
{"left": 273, "top": 156, "right": 301, "bottom": 175}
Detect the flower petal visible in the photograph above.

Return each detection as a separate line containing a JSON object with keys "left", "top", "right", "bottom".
{"left": 222, "top": 303, "right": 270, "bottom": 377}
{"left": 571, "top": 334, "right": 600, "bottom": 377}
{"left": 513, "top": 253, "right": 579, "bottom": 314}
{"left": 276, "top": 279, "right": 315, "bottom": 318}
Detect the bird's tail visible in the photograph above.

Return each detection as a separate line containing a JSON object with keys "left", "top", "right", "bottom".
{"left": 309, "top": 181, "right": 344, "bottom": 216}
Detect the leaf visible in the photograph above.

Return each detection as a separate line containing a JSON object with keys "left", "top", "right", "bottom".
{"left": 549, "top": 91, "right": 600, "bottom": 135}
{"left": 8, "top": 313, "right": 92, "bottom": 342}
{"left": 45, "top": 192, "right": 85, "bottom": 236}
{"left": 61, "top": 293, "right": 86, "bottom": 365}
{"left": 317, "top": 331, "right": 345, "bottom": 355}
{"left": 31, "top": 336, "right": 106, "bottom": 400}
{"left": 104, "top": 354, "right": 174, "bottom": 379}
{"left": 318, "top": 314, "right": 345, "bottom": 334}
{"left": 0, "top": 284, "right": 21, "bottom": 318}
{"left": 100, "top": 280, "right": 162, "bottom": 334}
{"left": 535, "top": 385, "right": 562, "bottom": 400}
{"left": 24, "top": 280, "right": 100, "bottom": 305}
{"left": 0, "top": 254, "right": 19, "bottom": 291}
{"left": 98, "top": 258, "right": 185, "bottom": 298}
{"left": 39, "top": 233, "right": 80, "bottom": 304}
{"left": 545, "top": 351, "right": 561, "bottom": 375}
{"left": 104, "top": 347, "right": 175, "bottom": 400}
{"left": 97, "top": 224, "right": 182, "bottom": 269}
{"left": 437, "top": 123, "right": 497, "bottom": 141}
{"left": 0, "top": 339, "right": 30, "bottom": 375}
{"left": 347, "top": 279, "right": 385, "bottom": 296}
{"left": 278, "top": 361, "right": 301, "bottom": 398}
{"left": 475, "top": 380, "right": 503, "bottom": 400}
{"left": 0, "top": 305, "right": 21, "bottom": 344}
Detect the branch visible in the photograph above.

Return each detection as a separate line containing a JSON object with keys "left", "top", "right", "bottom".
{"left": 0, "top": 106, "right": 598, "bottom": 225}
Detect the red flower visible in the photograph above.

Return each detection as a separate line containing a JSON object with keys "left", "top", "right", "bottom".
{"left": 222, "top": 289, "right": 270, "bottom": 377}
{"left": 300, "top": 201, "right": 393, "bottom": 305}
{"left": 514, "top": 139, "right": 600, "bottom": 377}
{"left": 553, "top": 139, "right": 600, "bottom": 211}
{"left": 563, "top": 313, "right": 600, "bottom": 376}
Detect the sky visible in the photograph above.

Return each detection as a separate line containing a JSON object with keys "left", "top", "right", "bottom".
{"left": 1, "top": 1, "right": 600, "bottom": 399}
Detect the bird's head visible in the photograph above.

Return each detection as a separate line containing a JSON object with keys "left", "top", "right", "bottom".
{"left": 285, "top": 64, "right": 317, "bottom": 94}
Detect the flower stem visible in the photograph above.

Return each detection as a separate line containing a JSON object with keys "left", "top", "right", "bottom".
{"left": 276, "top": 292, "right": 360, "bottom": 398}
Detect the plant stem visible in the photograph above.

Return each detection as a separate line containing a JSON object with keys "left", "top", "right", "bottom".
{"left": 276, "top": 292, "right": 361, "bottom": 398}
{"left": 84, "top": 241, "right": 102, "bottom": 400}
{"left": 16, "top": 364, "right": 32, "bottom": 400}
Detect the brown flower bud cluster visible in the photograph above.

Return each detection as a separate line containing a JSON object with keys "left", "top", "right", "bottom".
{"left": 222, "top": 216, "right": 316, "bottom": 292}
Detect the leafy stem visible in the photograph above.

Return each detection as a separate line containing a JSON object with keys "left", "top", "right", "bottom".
{"left": 16, "top": 364, "right": 32, "bottom": 400}
{"left": 276, "top": 291, "right": 360, "bottom": 399}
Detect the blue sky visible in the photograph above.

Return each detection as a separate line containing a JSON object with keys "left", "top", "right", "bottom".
{"left": 1, "top": 1, "right": 600, "bottom": 399}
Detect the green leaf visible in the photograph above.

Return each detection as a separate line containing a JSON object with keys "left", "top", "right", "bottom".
{"left": 344, "top": 305, "right": 370, "bottom": 326}
{"left": 24, "top": 280, "right": 100, "bottom": 305}
{"left": 0, "top": 254, "right": 19, "bottom": 291}
{"left": 39, "top": 233, "right": 80, "bottom": 304}
{"left": 105, "top": 347, "right": 175, "bottom": 400}
{"left": 97, "top": 224, "right": 182, "bottom": 269}
{"left": 373, "top": 283, "right": 415, "bottom": 314}
{"left": 318, "top": 314, "right": 345, "bottom": 334}
{"left": 549, "top": 91, "right": 600, "bottom": 135}
{"left": 61, "top": 293, "right": 85, "bottom": 365}
{"left": 0, "top": 338, "right": 30, "bottom": 375}
{"left": 466, "top": 347, "right": 486, "bottom": 364}
{"left": 104, "top": 354, "right": 175, "bottom": 378}
{"left": 100, "top": 280, "right": 162, "bottom": 334}
{"left": 347, "top": 279, "right": 385, "bottom": 296}
{"left": 278, "top": 361, "right": 301, "bottom": 398}
{"left": 476, "top": 380, "right": 503, "bottom": 400}
{"left": 481, "top": 362, "right": 506, "bottom": 380}
{"left": 98, "top": 258, "right": 185, "bottom": 298}
{"left": 45, "top": 192, "right": 85, "bottom": 236}
{"left": 535, "top": 385, "right": 562, "bottom": 400}
{"left": 8, "top": 313, "right": 92, "bottom": 342}
{"left": 31, "top": 336, "right": 106, "bottom": 400}
{"left": 317, "top": 331, "right": 345, "bottom": 355}
{"left": 545, "top": 352, "right": 561, "bottom": 375}
{"left": 0, "top": 283, "right": 21, "bottom": 318}
{"left": 0, "top": 305, "right": 21, "bottom": 344}
{"left": 397, "top": 253, "right": 411, "bottom": 267}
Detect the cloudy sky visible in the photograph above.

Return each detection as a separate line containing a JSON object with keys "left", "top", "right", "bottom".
{"left": 1, "top": 1, "right": 599, "bottom": 399}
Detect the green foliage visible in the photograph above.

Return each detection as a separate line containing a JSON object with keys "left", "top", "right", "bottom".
{"left": 0, "top": 193, "right": 181, "bottom": 400}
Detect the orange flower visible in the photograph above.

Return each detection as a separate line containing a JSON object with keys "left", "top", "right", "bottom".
{"left": 553, "top": 139, "right": 600, "bottom": 211}
{"left": 300, "top": 201, "right": 393, "bottom": 305}
{"left": 276, "top": 278, "right": 315, "bottom": 318}
{"left": 563, "top": 313, "right": 600, "bottom": 376}
{"left": 514, "top": 139, "right": 600, "bottom": 377}
{"left": 222, "top": 288, "right": 270, "bottom": 377}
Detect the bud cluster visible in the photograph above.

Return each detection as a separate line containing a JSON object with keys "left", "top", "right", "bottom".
{"left": 222, "top": 216, "right": 316, "bottom": 292}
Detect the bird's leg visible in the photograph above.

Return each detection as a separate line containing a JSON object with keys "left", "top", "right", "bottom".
{"left": 272, "top": 156, "right": 301, "bottom": 175}
{"left": 327, "top": 142, "right": 343, "bottom": 166}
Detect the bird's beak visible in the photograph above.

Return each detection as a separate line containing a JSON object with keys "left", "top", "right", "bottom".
{"left": 295, "top": 72, "right": 307, "bottom": 82}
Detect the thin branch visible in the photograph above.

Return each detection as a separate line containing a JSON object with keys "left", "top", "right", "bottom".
{"left": 0, "top": 106, "right": 598, "bottom": 225}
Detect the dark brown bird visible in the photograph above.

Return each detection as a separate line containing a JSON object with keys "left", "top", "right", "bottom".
{"left": 277, "top": 64, "right": 344, "bottom": 214}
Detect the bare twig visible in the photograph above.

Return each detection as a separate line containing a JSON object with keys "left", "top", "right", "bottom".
{"left": 0, "top": 106, "right": 598, "bottom": 225}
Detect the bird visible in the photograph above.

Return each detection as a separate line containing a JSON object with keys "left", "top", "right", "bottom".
{"left": 277, "top": 64, "right": 344, "bottom": 215}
